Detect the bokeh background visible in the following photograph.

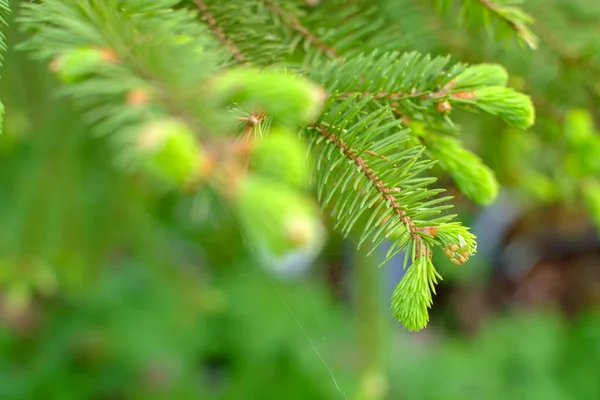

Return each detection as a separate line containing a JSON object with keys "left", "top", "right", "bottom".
{"left": 1, "top": 0, "right": 600, "bottom": 399}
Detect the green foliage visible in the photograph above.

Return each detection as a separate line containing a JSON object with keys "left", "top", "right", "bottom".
{"left": 0, "top": 261, "right": 351, "bottom": 400}
{"left": 134, "top": 118, "right": 205, "bottom": 189}
{"left": 390, "top": 252, "right": 441, "bottom": 331}
{"left": 2, "top": 0, "right": 600, "bottom": 398}
{"left": 249, "top": 126, "right": 312, "bottom": 189}
{"left": 423, "top": 131, "right": 499, "bottom": 205}
{"left": 50, "top": 46, "right": 114, "bottom": 83}
{"left": 453, "top": 63, "right": 509, "bottom": 87}
{"left": 306, "top": 101, "right": 451, "bottom": 264}
{"left": 14, "top": 0, "right": 541, "bottom": 331}
{"left": 456, "top": 85, "right": 535, "bottom": 129}
{"left": 186, "top": 0, "right": 409, "bottom": 66}
{"left": 211, "top": 68, "right": 324, "bottom": 125}
{"left": 233, "top": 176, "right": 325, "bottom": 271}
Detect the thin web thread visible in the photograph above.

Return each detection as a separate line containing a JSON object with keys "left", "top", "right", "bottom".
{"left": 215, "top": 196, "right": 348, "bottom": 399}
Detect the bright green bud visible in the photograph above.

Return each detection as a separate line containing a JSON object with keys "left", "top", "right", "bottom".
{"left": 136, "top": 119, "right": 203, "bottom": 188}
{"left": 250, "top": 126, "right": 311, "bottom": 189}
{"left": 211, "top": 68, "right": 325, "bottom": 126}
{"left": 452, "top": 86, "right": 535, "bottom": 129}
{"left": 436, "top": 223, "right": 477, "bottom": 265}
{"left": 472, "top": 86, "right": 535, "bottom": 129}
{"left": 50, "top": 47, "right": 117, "bottom": 83}
{"left": 233, "top": 176, "right": 325, "bottom": 274}
{"left": 453, "top": 63, "right": 509, "bottom": 89}
{"left": 427, "top": 135, "right": 499, "bottom": 205}
{"left": 391, "top": 254, "right": 441, "bottom": 331}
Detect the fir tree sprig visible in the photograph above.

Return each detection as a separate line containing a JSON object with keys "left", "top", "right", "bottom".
{"left": 312, "top": 51, "right": 534, "bottom": 129}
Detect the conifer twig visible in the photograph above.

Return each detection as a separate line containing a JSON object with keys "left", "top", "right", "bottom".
{"left": 194, "top": 0, "right": 248, "bottom": 64}
{"left": 264, "top": 0, "right": 338, "bottom": 58}
{"left": 475, "top": 0, "right": 537, "bottom": 49}
{"left": 315, "top": 124, "right": 420, "bottom": 243}
{"left": 337, "top": 90, "right": 420, "bottom": 100}
{"left": 239, "top": 111, "right": 266, "bottom": 141}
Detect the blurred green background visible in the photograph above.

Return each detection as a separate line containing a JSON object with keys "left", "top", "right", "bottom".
{"left": 1, "top": 1, "right": 600, "bottom": 399}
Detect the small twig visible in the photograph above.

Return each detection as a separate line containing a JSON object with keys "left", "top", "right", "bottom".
{"left": 337, "top": 90, "right": 421, "bottom": 101}
{"left": 476, "top": 0, "right": 537, "bottom": 49}
{"left": 238, "top": 111, "right": 266, "bottom": 142}
{"left": 264, "top": 0, "right": 338, "bottom": 58}
{"left": 314, "top": 124, "right": 420, "bottom": 242}
{"left": 194, "top": 0, "right": 248, "bottom": 64}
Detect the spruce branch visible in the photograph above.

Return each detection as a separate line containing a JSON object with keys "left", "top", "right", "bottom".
{"left": 313, "top": 123, "right": 420, "bottom": 243}
{"left": 263, "top": 0, "right": 338, "bottom": 59}
{"left": 186, "top": 0, "right": 286, "bottom": 66}
{"left": 305, "top": 97, "right": 463, "bottom": 271}
{"left": 15, "top": 0, "right": 538, "bottom": 332}
{"left": 313, "top": 51, "right": 534, "bottom": 129}
{"left": 193, "top": 0, "right": 248, "bottom": 65}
